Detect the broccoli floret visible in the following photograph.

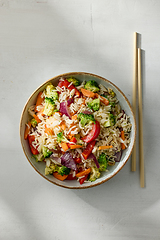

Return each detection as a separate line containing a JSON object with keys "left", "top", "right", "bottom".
{"left": 42, "top": 146, "right": 52, "bottom": 158}
{"left": 89, "top": 166, "right": 101, "bottom": 182}
{"left": 33, "top": 153, "right": 44, "bottom": 162}
{"left": 108, "top": 88, "right": 116, "bottom": 97}
{"left": 104, "top": 114, "right": 116, "bottom": 127}
{"left": 57, "top": 131, "right": 68, "bottom": 143}
{"left": 53, "top": 109, "right": 59, "bottom": 112}
{"left": 31, "top": 118, "right": 38, "bottom": 127}
{"left": 98, "top": 153, "right": 108, "bottom": 171}
{"left": 67, "top": 77, "right": 80, "bottom": 86}
{"left": 43, "top": 97, "right": 55, "bottom": 116}
{"left": 87, "top": 98, "right": 100, "bottom": 111}
{"left": 78, "top": 113, "right": 95, "bottom": 127}
{"left": 57, "top": 165, "right": 70, "bottom": 176}
{"left": 84, "top": 80, "right": 100, "bottom": 93}
{"left": 45, "top": 83, "right": 58, "bottom": 101}
{"left": 45, "top": 164, "right": 70, "bottom": 176}
{"left": 45, "top": 163, "right": 58, "bottom": 175}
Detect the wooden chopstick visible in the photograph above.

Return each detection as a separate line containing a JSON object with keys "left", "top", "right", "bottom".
{"left": 131, "top": 32, "right": 138, "bottom": 171}
{"left": 138, "top": 48, "right": 145, "bottom": 188}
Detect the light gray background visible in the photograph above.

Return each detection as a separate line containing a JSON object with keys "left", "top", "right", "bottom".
{"left": 1, "top": 1, "right": 160, "bottom": 239}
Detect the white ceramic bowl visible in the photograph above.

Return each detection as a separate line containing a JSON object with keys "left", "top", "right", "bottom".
{"left": 20, "top": 72, "right": 136, "bottom": 189}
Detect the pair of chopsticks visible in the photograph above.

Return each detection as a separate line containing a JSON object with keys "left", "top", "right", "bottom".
{"left": 131, "top": 32, "right": 144, "bottom": 188}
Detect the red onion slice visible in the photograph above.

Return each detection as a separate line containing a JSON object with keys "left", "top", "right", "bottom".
{"left": 50, "top": 155, "right": 61, "bottom": 164}
{"left": 114, "top": 150, "right": 122, "bottom": 162}
{"left": 61, "top": 152, "right": 77, "bottom": 170}
{"left": 60, "top": 101, "right": 71, "bottom": 119}
{"left": 88, "top": 153, "right": 100, "bottom": 169}
{"left": 67, "top": 98, "right": 74, "bottom": 106}
{"left": 82, "top": 110, "right": 92, "bottom": 114}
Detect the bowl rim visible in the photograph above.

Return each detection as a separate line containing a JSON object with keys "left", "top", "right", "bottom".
{"left": 19, "top": 71, "right": 136, "bottom": 189}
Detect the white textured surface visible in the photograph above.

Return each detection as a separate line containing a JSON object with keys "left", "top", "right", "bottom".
{"left": 1, "top": 1, "right": 160, "bottom": 239}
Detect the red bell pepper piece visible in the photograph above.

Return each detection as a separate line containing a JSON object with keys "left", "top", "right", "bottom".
{"left": 82, "top": 140, "right": 96, "bottom": 160}
{"left": 79, "top": 174, "right": 89, "bottom": 184}
{"left": 74, "top": 157, "right": 81, "bottom": 164}
{"left": 30, "top": 145, "right": 39, "bottom": 155}
{"left": 66, "top": 170, "right": 78, "bottom": 180}
{"left": 28, "top": 135, "right": 39, "bottom": 155}
{"left": 68, "top": 137, "right": 77, "bottom": 148}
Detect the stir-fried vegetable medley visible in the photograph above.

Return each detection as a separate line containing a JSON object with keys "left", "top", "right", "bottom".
{"left": 24, "top": 77, "right": 132, "bottom": 184}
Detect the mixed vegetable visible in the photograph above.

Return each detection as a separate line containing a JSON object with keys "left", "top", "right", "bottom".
{"left": 24, "top": 77, "right": 132, "bottom": 184}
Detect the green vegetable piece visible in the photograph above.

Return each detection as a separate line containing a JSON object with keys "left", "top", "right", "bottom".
{"left": 84, "top": 80, "right": 100, "bottom": 93}
{"left": 43, "top": 97, "right": 55, "bottom": 116}
{"left": 45, "top": 83, "right": 58, "bottom": 101}
{"left": 57, "top": 132, "right": 68, "bottom": 143}
{"left": 58, "top": 166, "right": 70, "bottom": 176}
{"left": 98, "top": 153, "right": 108, "bottom": 172}
{"left": 104, "top": 113, "right": 116, "bottom": 127}
{"left": 78, "top": 113, "right": 95, "bottom": 127}
{"left": 109, "top": 113, "right": 116, "bottom": 125}
{"left": 104, "top": 119, "right": 111, "bottom": 128}
{"left": 89, "top": 166, "right": 101, "bottom": 182}
{"left": 31, "top": 118, "right": 38, "bottom": 127}
{"left": 87, "top": 98, "right": 100, "bottom": 111}
{"left": 67, "top": 77, "right": 80, "bottom": 86}
{"left": 33, "top": 153, "right": 44, "bottom": 162}
{"left": 45, "top": 164, "right": 58, "bottom": 175}
{"left": 42, "top": 146, "right": 52, "bottom": 158}
{"left": 53, "top": 109, "right": 59, "bottom": 112}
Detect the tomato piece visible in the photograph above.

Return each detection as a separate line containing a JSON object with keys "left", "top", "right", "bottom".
{"left": 79, "top": 174, "right": 89, "bottom": 185}
{"left": 82, "top": 140, "right": 96, "bottom": 160}
{"left": 82, "top": 120, "right": 100, "bottom": 143}
{"left": 28, "top": 135, "right": 39, "bottom": 155}
{"left": 74, "top": 157, "right": 81, "bottom": 164}
{"left": 58, "top": 79, "right": 81, "bottom": 97}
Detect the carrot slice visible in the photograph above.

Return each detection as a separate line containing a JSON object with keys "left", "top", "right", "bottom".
{"left": 70, "top": 144, "right": 83, "bottom": 149}
{"left": 45, "top": 125, "right": 53, "bottom": 135}
{"left": 71, "top": 114, "right": 77, "bottom": 120}
{"left": 37, "top": 107, "right": 45, "bottom": 118}
{"left": 81, "top": 88, "right": 95, "bottom": 98}
{"left": 76, "top": 168, "right": 91, "bottom": 178}
{"left": 60, "top": 121, "right": 66, "bottom": 130}
{"left": 98, "top": 146, "right": 113, "bottom": 150}
{"left": 53, "top": 172, "right": 68, "bottom": 181}
{"left": 35, "top": 92, "right": 44, "bottom": 112}
{"left": 121, "top": 131, "right": 126, "bottom": 150}
{"left": 67, "top": 133, "right": 74, "bottom": 140}
{"left": 61, "top": 142, "right": 69, "bottom": 151}
{"left": 33, "top": 114, "right": 41, "bottom": 123}
{"left": 24, "top": 121, "right": 31, "bottom": 140}
{"left": 95, "top": 93, "right": 109, "bottom": 106}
